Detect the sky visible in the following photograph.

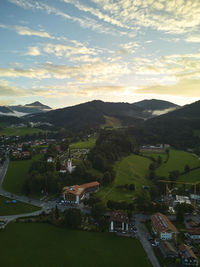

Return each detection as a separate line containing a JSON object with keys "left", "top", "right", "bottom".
{"left": 0, "top": 0, "right": 200, "bottom": 108}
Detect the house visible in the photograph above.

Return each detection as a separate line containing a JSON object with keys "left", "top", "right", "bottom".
{"left": 151, "top": 213, "right": 178, "bottom": 240}
{"left": 186, "top": 228, "right": 200, "bottom": 242}
{"left": 59, "top": 165, "right": 67, "bottom": 173}
{"left": 159, "top": 241, "right": 178, "bottom": 259}
{"left": 63, "top": 181, "right": 100, "bottom": 205}
{"left": 21, "top": 151, "right": 30, "bottom": 159}
{"left": 179, "top": 243, "right": 198, "bottom": 266}
{"left": 47, "top": 156, "right": 54, "bottom": 163}
{"left": 174, "top": 195, "right": 191, "bottom": 206}
{"left": 109, "top": 210, "right": 130, "bottom": 233}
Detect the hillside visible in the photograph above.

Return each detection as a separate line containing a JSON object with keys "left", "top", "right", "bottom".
{"left": 143, "top": 100, "right": 200, "bottom": 148}
{"left": 0, "top": 106, "right": 13, "bottom": 114}
{"left": 26, "top": 100, "right": 149, "bottom": 132}
{"left": 134, "top": 99, "right": 179, "bottom": 111}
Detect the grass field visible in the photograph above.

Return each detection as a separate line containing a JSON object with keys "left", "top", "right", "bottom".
{"left": 0, "top": 196, "right": 40, "bottom": 216}
{"left": 141, "top": 152, "right": 168, "bottom": 163}
{"left": 179, "top": 168, "right": 200, "bottom": 183}
{"left": 70, "top": 137, "right": 97, "bottom": 149}
{"left": 156, "top": 149, "right": 200, "bottom": 177}
{"left": 3, "top": 154, "right": 41, "bottom": 195}
{"left": 0, "top": 127, "right": 47, "bottom": 136}
{"left": 97, "top": 154, "right": 152, "bottom": 203}
{"left": 102, "top": 115, "right": 122, "bottom": 129}
{"left": 0, "top": 223, "right": 151, "bottom": 267}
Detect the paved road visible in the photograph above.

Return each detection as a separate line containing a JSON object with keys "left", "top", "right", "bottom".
{"left": 134, "top": 214, "right": 161, "bottom": 267}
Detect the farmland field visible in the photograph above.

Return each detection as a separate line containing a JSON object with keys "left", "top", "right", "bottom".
{"left": 3, "top": 154, "right": 41, "bottom": 195}
{"left": 0, "top": 127, "right": 47, "bottom": 136}
{"left": 97, "top": 154, "right": 152, "bottom": 203}
{"left": 70, "top": 137, "right": 96, "bottom": 149}
{"left": 0, "top": 195, "right": 40, "bottom": 216}
{"left": 0, "top": 223, "right": 152, "bottom": 267}
{"left": 156, "top": 149, "right": 200, "bottom": 177}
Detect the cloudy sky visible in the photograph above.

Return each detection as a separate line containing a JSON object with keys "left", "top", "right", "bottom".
{"left": 0, "top": 0, "right": 200, "bottom": 108}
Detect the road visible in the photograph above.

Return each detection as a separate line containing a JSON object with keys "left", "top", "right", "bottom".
{"left": 134, "top": 214, "right": 161, "bottom": 267}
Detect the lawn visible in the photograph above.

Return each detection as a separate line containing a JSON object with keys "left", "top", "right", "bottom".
{"left": 0, "top": 223, "right": 152, "bottom": 267}
{"left": 3, "top": 154, "right": 41, "bottom": 195}
{"left": 70, "top": 137, "right": 97, "bottom": 149}
{"left": 0, "top": 196, "right": 40, "bottom": 216}
{"left": 156, "top": 149, "right": 200, "bottom": 178}
{"left": 97, "top": 154, "right": 152, "bottom": 203}
{"left": 0, "top": 127, "right": 47, "bottom": 136}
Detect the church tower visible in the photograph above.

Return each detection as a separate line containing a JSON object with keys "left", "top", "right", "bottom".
{"left": 67, "top": 149, "right": 72, "bottom": 173}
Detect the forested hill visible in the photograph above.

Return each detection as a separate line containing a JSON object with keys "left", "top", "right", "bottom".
{"left": 25, "top": 100, "right": 150, "bottom": 132}
{"left": 133, "top": 99, "right": 179, "bottom": 111}
{"left": 143, "top": 100, "right": 200, "bottom": 148}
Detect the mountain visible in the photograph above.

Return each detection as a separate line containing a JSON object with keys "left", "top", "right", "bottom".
{"left": 143, "top": 100, "right": 200, "bottom": 148}
{"left": 9, "top": 101, "right": 52, "bottom": 115}
{"left": 133, "top": 99, "right": 180, "bottom": 116}
{"left": 0, "top": 106, "right": 13, "bottom": 114}
{"left": 26, "top": 100, "right": 150, "bottom": 132}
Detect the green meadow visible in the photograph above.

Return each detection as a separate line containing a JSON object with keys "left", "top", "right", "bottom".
{"left": 97, "top": 154, "right": 152, "bottom": 203}
{"left": 0, "top": 195, "right": 40, "bottom": 216}
{"left": 3, "top": 155, "right": 41, "bottom": 195}
{"left": 0, "top": 127, "right": 47, "bottom": 137}
{"left": 70, "top": 137, "right": 97, "bottom": 149}
{"left": 156, "top": 149, "right": 200, "bottom": 177}
{"left": 0, "top": 223, "right": 151, "bottom": 267}
{"left": 179, "top": 168, "right": 200, "bottom": 183}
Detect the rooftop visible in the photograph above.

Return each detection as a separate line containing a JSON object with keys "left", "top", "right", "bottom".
{"left": 151, "top": 213, "right": 178, "bottom": 234}
{"left": 110, "top": 211, "right": 129, "bottom": 223}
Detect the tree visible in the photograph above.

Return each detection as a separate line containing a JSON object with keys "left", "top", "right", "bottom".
{"left": 56, "top": 159, "right": 61, "bottom": 171}
{"left": 64, "top": 208, "right": 82, "bottom": 228}
{"left": 91, "top": 202, "right": 106, "bottom": 219}
{"left": 157, "top": 156, "right": 162, "bottom": 165}
{"left": 176, "top": 206, "right": 184, "bottom": 223}
{"left": 102, "top": 171, "right": 111, "bottom": 185}
{"left": 184, "top": 164, "right": 190, "bottom": 173}
{"left": 169, "top": 170, "right": 180, "bottom": 180}
{"left": 149, "top": 163, "right": 156, "bottom": 171}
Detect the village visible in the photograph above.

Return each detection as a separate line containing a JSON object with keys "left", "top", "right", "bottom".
{"left": 1, "top": 131, "right": 200, "bottom": 267}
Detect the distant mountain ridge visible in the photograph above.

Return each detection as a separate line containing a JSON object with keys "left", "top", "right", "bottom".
{"left": 0, "top": 101, "right": 52, "bottom": 117}
{"left": 0, "top": 99, "right": 185, "bottom": 132}
{"left": 133, "top": 99, "right": 180, "bottom": 116}
{"left": 25, "top": 100, "right": 148, "bottom": 132}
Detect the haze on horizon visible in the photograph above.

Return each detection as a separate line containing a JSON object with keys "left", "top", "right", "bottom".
{"left": 0, "top": 0, "right": 200, "bottom": 109}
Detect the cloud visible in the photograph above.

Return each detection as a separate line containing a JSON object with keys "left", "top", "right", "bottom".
{"left": 185, "top": 35, "right": 200, "bottom": 43}
{"left": 136, "top": 78, "right": 200, "bottom": 97}
{"left": 0, "top": 60, "right": 130, "bottom": 84}
{"left": 26, "top": 46, "right": 41, "bottom": 56}
{"left": 43, "top": 43, "right": 98, "bottom": 58}
{"left": 0, "top": 23, "right": 55, "bottom": 39}
{"left": 91, "top": 0, "right": 200, "bottom": 34}
{"left": 8, "top": 0, "right": 128, "bottom": 36}
{"left": 0, "top": 67, "right": 50, "bottom": 79}
{"left": 0, "top": 79, "right": 25, "bottom": 96}
{"left": 14, "top": 26, "right": 54, "bottom": 38}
